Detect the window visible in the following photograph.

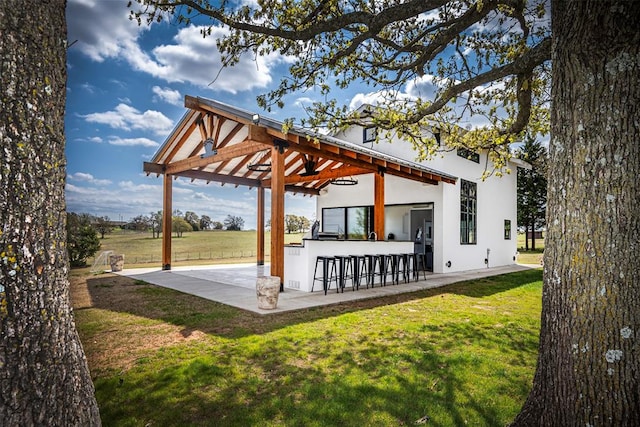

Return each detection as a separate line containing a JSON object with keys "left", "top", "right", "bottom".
{"left": 363, "top": 126, "right": 377, "bottom": 143}
{"left": 504, "top": 219, "right": 512, "bottom": 240}
{"left": 460, "top": 179, "right": 477, "bottom": 244}
{"left": 322, "top": 206, "right": 373, "bottom": 239}
{"left": 457, "top": 147, "right": 480, "bottom": 163}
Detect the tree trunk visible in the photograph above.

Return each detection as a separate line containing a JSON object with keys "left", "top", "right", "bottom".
{"left": 530, "top": 220, "right": 536, "bottom": 251}
{"left": 513, "top": 0, "right": 640, "bottom": 424}
{"left": 0, "top": 2, "right": 102, "bottom": 425}
{"left": 525, "top": 221, "right": 530, "bottom": 251}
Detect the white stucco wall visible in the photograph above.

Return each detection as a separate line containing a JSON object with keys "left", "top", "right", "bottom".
{"left": 317, "top": 125, "right": 520, "bottom": 274}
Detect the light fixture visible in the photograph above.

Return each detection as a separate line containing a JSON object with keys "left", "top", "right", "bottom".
{"left": 299, "top": 157, "right": 319, "bottom": 176}
{"left": 330, "top": 176, "right": 358, "bottom": 186}
{"left": 247, "top": 162, "right": 271, "bottom": 172}
{"left": 252, "top": 114, "right": 260, "bottom": 124}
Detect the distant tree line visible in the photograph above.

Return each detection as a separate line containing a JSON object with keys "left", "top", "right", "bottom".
{"left": 66, "top": 210, "right": 313, "bottom": 266}
{"left": 129, "top": 210, "right": 241, "bottom": 237}
{"left": 267, "top": 214, "right": 311, "bottom": 234}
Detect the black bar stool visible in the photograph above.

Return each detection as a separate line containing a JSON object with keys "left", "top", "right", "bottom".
{"left": 400, "top": 254, "right": 411, "bottom": 283}
{"left": 390, "top": 254, "right": 405, "bottom": 285}
{"left": 376, "top": 254, "right": 392, "bottom": 286}
{"left": 364, "top": 254, "right": 378, "bottom": 288}
{"left": 406, "top": 253, "right": 420, "bottom": 281}
{"left": 350, "top": 255, "right": 367, "bottom": 290}
{"left": 312, "top": 256, "right": 337, "bottom": 295}
{"left": 416, "top": 253, "right": 428, "bottom": 281}
{"left": 334, "top": 255, "right": 353, "bottom": 292}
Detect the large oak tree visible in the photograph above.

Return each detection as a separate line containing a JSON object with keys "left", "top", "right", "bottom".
{"left": 0, "top": 1, "right": 101, "bottom": 425}
{"left": 132, "top": 0, "right": 639, "bottom": 423}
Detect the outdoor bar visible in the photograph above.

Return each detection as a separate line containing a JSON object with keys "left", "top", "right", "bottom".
{"left": 284, "top": 238, "right": 414, "bottom": 292}
{"left": 143, "top": 96, "right": 456, "bottom": 292}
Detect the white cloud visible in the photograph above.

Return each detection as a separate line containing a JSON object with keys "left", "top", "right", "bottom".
{"left": 80, "top": 82, "right": 97, "bottom": 93}
{"left": 82, "top": 103, "right": 174, "bottom": 135}
{"left": 108, "top": 136, "right": 160, "bottom": 148}
{"left": 152, "top": 86, "right": 182, "bottom": 106}
{"left": 68, "top": 172, "right": 112, "bottom": 186}
{"left": 294, "top": 97, "right": 315, "bottom": 107}
{"left": 67, "top": 0, "right": 142, "bottom": 62}
{"left": 67, "top": 1, "right": 285, "bottom": 94}
{"left": 348, "top": 89, "right": 415, "bottom": 111}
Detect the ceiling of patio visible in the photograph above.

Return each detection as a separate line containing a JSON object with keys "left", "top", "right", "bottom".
{"left": 144, "top": 96, "right": 457, "bottom": 196}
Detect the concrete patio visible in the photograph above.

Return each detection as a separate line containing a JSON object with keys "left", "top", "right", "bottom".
{"left": 118, "top": 263, "right": 537, "bottom": 315}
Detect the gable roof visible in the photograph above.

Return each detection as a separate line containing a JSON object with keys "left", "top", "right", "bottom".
{"left": 144, "top": 96, "right": 457, "bottom": 195}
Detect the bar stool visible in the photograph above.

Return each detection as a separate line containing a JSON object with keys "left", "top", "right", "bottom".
{"left": 350, "top": 255, "right": 367, "bottom": 290}
{"left": 334, "top": 255, "right": 353, "bottom": 292}
{"left": 405, "top": 253, "right": 420, "bottom": 281}
{"left": 400, "top": 254, "right": 411, "bottom": 283}
{"left": 390, "top": 254, "right": 405, "bottom": 285}
{"left": 312, "top": 256, "right": 337, "bottom": 295}
{"left": 376, "top": 254, "right": 393, "bottom": 286}
{"left": 416, "top": 253, "right": 428, "bottom": 281}
{"left": 364, "top": 254, "right": 379, "bottom": 288}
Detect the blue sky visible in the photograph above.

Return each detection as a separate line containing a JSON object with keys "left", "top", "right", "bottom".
{"left": 65, "top": 0, "right": 520, "bottom": 228}
{"left": 65, "top": 0, "right": 328, "bottom": 227}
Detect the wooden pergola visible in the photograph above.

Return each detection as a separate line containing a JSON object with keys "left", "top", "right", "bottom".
{"left": 144, "top": 96, "right": 456, "bottom": 289}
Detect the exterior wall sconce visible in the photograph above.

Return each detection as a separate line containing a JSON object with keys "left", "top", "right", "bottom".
{"left": 330, "top": 177, "right": 358, "bottom": 186}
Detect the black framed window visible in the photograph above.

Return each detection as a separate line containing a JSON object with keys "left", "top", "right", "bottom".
{"left": 504, "top": 219, "right": 511, "bottom": 240}
{"left": 322, "top": 206, "right": 373, "bottom": 239}
{"left": 457, "top": 147, "right": 480, "bottom": 163}
{"left": 363, "top": 126, "right": 377, "bottom": 143}
{"left": 460, "top": 179, "right": 477, "bottom": 244}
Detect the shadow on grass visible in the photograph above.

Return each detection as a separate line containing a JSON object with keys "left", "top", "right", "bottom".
{"left": 94, "top": 303, "right": 538, "bottom": 426}
{"left": 76, "top": 269, "right": 542, "bottom": 425}
{"left": 80, "top": 268, "right": 542, "bottom": 340}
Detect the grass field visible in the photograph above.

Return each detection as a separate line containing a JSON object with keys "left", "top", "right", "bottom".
{"left": 92, "top": 229, "right": 306, "bottom": 267}
{"left": 71, "top": 267, "right": 543, "bottom": 426}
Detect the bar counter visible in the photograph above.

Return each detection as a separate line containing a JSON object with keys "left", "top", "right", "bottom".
{"left": 284, "top": 238, "right": 414, "bottom": 292}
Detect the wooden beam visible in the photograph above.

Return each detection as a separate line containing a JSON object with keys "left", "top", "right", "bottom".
{"left": 257, "top": 187, "right": 265, "bottom": 266}
{"left": 284, "top": 185, "right": 320, "bottom": 196}
{"left": 144, "top": 162, "right": 164, "bottom": 174}
{"left": 164, "top": 141, "right": 267, "bottom": 175}
{"left": 265, "top": 128, "right": 453, "bottom": 185}
{"left": 173, "top": 170, "right": 261, "bottom": 188}
{"left": 162, "top": 174, "right": 172, "bottom": 270}
{"left": 270, "top": 144, "right": 285, "bottom": 291}
{"left": 262, "top": 164, "right": 370, "bottom": 187}
{"left": 153, "top": 110, "right": 198, "bottom": 162}
{"left": 186, "top": 95, "right": 255, "bottom": 125}
{"left": 374, "top": 171, "right": 385, "bottom": 241}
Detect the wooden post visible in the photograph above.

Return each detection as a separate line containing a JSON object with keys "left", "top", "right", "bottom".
{"left": 162, "top": 174, "right": 172, "bottom": 270}
{"left": 374, "top": 170, "right": 385, "bottom": 240}
{"left": 270, "top": 144, "right": 285, "bottom": 291}
{"left": 257, "top": 186, "right": 265, "bottom": 266}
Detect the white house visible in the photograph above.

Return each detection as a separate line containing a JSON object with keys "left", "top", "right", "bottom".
{"left": 144, "top": 96, "right": 527, "bottom": 293}
{"left": 312, "top": 119, "right": 527, "bottom": 275}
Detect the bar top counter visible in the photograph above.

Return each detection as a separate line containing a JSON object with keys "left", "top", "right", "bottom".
{"left": 284, "top": 238, "right": 414, "bottom": 292}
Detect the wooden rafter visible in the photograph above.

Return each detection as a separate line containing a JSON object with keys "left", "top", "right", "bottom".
{"left": 164, "top": 140, "right": 267, "bottom": 175}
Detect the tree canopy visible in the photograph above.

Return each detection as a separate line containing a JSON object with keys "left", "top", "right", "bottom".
{"left": 131, "top": 0, "right": 550, "bottom": 173}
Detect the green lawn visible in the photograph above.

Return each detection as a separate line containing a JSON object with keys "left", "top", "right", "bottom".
{"left": 73, "top": 268, "right": 543, "bottom": 426}
{"left": 93, "top": 229, "right": 305, "bottom": 267}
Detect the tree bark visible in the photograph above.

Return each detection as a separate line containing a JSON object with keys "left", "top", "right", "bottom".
{"left": 0, "top": 1, "right": 102, "bottom": 425}
{"left": 513, "top": 0, "right": 640, "bottom": 424}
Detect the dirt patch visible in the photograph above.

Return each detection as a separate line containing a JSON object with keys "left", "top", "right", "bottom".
{"left": 70, "top": 273, "right": 211, "bottom": 373}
